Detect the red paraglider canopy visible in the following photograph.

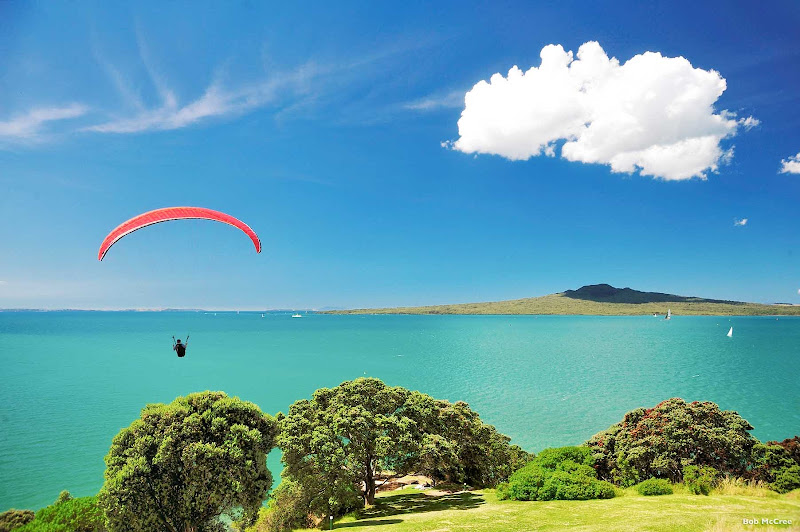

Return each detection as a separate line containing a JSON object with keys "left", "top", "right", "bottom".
{"left": 98, "top": 207, "right": 261, "bottom": 260}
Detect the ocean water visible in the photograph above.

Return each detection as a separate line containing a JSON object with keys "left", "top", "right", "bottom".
{"left": 0, "top": 311, "right": 798, "bottom": 511}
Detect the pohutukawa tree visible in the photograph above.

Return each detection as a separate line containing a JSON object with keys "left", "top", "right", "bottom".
{"left": 278, "top": 377, "right": 528, "bottom": 513}
{"left": 586, "top": 398, "right": 757, "bottom": 486}
{"left": 98, "top": 391, "right": 277, "bottom": 532}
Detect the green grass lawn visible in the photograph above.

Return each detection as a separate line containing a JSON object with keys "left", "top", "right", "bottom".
{"left": 312, "top": 487, "right": 800, "bottom": 532}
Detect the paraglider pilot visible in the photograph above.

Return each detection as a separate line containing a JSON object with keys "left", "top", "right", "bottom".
{"left": 172, "top": 335, "right": 189, "bottom": 357}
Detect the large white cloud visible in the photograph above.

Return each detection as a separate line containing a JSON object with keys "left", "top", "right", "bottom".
{"left": 450, "top": 42, "right": 756, "bottom": 180}
{"left": 779, "top": 152, "right": 800, "bottom": 174}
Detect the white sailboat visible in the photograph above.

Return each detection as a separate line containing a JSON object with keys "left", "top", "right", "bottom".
{"left": 292, "top": 313, "right": 302, "bottom": 318}
{"left": 665, "top": 309, "right": 671, "bottom": 320}
{"left": 727, "top": 327, "right": 733, "bottom": 337}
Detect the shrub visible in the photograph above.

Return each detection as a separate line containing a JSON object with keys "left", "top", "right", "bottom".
{"left": 505, "top": 464, "right": 548, "bottom": 501}
{"left": 0, "top": 509, "right": 34, "bottom": 532}
{"left": 767, "top": 436, "right": 800, "bottom": 465}
{"left": 749, "top": 443, "right": 795, "bottom": 482}
{"left": 683, "top": 465, "right": 719, "bottom": 495}
{"left": 587, "top": 398, "right": 757, "bottom": 486}
{"left": 247, "top": 481, "right": 310, "bottom": 532}
{"left": 495, "top": 482, "right": 510, "bottom": 500}
{"left": 13, "top": 496, "right": 104, "bottom": 532}
{"left": 55, "top": 492, "right": 72, "bottom": 505}
{"left": 12, "top": 524, "right": 68, "bottom": 532}
{"left": 772, "top": 465, "right": 800, "bottom": 494}
{"left": 636, "top": 478, "right": 673, "bottom": 496}
{"left": 534, "top": 447, "right": 593, "bottom": 470}
{"left": 248, "top": 480, "right": 360, "bottom": 532}
{"left": 540, "top": 471, "right": 615, "bottom": 501}
{"left": 748, "top": 441, "right": 800, "bottom": 493}
{"left": 500, "top": 446, "right": 615, "bottom": 501}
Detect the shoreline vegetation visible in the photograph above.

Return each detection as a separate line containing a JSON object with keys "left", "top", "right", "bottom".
{"left": 4, "top": 382, "right": 799, "bottom": 532}
{"left": 323, "top": 284, "right": 800, "bottom": 316}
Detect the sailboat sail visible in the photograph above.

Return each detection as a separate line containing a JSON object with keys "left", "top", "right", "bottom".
{"left": 727, "top": 327, "right": 733, "bottom": 337}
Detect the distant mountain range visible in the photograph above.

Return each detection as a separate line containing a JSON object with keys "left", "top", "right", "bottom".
{"left": 324, "top": 284, "right": 800, "bottom": 316}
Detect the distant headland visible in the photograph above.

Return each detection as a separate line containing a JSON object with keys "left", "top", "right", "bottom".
{"left": 323, "top": 284, "right": 800, "bottom": 316}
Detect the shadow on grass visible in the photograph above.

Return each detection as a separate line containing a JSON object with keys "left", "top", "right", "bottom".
{"left": 356, "top": 492, "right": 485, "bottom": 522}
{"left": 335, "top": 518, "right": 403, "bottom": 528}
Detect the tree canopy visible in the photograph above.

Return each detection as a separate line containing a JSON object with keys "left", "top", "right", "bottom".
{"left": 586, "top": 398, "right": 757, "bottom": 486}
{"left": 98, "top": 391, "right": 277, "bottom": 532}
{"left": 277, "top": 377, "right": 527, "bottom": 517}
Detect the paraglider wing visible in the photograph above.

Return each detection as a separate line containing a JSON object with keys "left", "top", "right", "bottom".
{"left": 98, "top": 206, "right": 261, "bottom": 260}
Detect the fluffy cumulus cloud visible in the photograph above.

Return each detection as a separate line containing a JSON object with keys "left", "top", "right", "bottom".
{"left": 779, "top": 152, "right": 800, "bottom": 174}
{"left": 449, "top": 42, "right": 756, "bottom": 180}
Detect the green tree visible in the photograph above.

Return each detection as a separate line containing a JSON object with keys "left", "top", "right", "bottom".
{"left": 98, "top": 391, "right": 277, "bottom": 532}
{"left": 586, "top": 398, "right": 757, "bottom": 486}
{"left": 402, "top": 392, "right": 532, "bottom": 487}
{"left": 278, "top": 378, "right": 526, "bottom": 515}
{"left": 279, "top": 378, "right": 416, "bottom": 510}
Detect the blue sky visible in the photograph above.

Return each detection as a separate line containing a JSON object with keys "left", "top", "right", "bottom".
{"left": 1, "top": 1, "right": 798, "bottom": 309}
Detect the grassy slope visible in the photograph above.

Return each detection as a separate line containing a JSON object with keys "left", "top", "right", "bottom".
{"left": 317, "top": 487, "right": 800, "bottom": 532}
{"left": 326, "top": 293, "right": 800, "bottom": 316}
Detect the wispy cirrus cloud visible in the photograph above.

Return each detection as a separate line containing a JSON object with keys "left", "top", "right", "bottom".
{"left": 734, "top": 218, "right": 748, "bottom": 226}
{"left": 0, "top": 104, "right": 88, "bottom": 140}
{"left": 404, "top": 89, "right": 465, "bottom": 111}
{"left": 4, "top": 30, "right": 436, "bottom": 141}
{"left": 779, "top": 152, "right": 800, "bottom": 174}
{"left": 86, "top": 48, "right": 321, "bottom": 134}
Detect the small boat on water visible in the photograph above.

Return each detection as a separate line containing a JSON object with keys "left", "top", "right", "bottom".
{"left": 292, "top": 313, "right": 303, "bottom": 318}
{"left": 665, "top": 309, "right": 672, "bottom": 320}
{"left": 727, "top": 327, "right": 733, "bottom": 337}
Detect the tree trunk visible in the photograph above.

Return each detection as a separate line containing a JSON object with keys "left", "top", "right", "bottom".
{"left": 364, "top": 477, "right": 376, "bottom": 506}
{"left": 364, "top": 457, "right": 376, "bottom": 506}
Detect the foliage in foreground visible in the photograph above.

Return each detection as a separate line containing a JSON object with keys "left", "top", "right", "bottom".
{"left": 496, "top": 446, "right": 615, "bottom": 501}
{"left": 277, "top": 377, "right": 528, "bottom": 522}
{"left": 635, "top": 478, "right": 673, "bottom": 496}
{"left": 98, "top": 391, "right": 277, "bottom": 532}
{"left": 769, "top": 436, "right": 800, "bottom": 464}
{"left": 749, "top": 440, "right": 800, "bottom": 493}
{"left": 0, "top": 509, "right": 34, "bottom": 532}
{"left": 682, "top": 465, "right": 719, "bottom": 495}
{"left": 243, "top": 480, "right": 334, "bottom": 532}
{"left": 12, "top": 494, "right": 104, "bottom": 532}
{"left": 586, "top": 398, "right": 757, "bottom": 486}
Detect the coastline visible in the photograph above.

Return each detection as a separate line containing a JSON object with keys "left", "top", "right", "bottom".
{"left": 323, "top": 293, "right": 800, "bottom": 317}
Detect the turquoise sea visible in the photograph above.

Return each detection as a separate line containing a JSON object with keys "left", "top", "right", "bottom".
{"left": 1, "top": 311, "right": 799, "bottom": 511}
